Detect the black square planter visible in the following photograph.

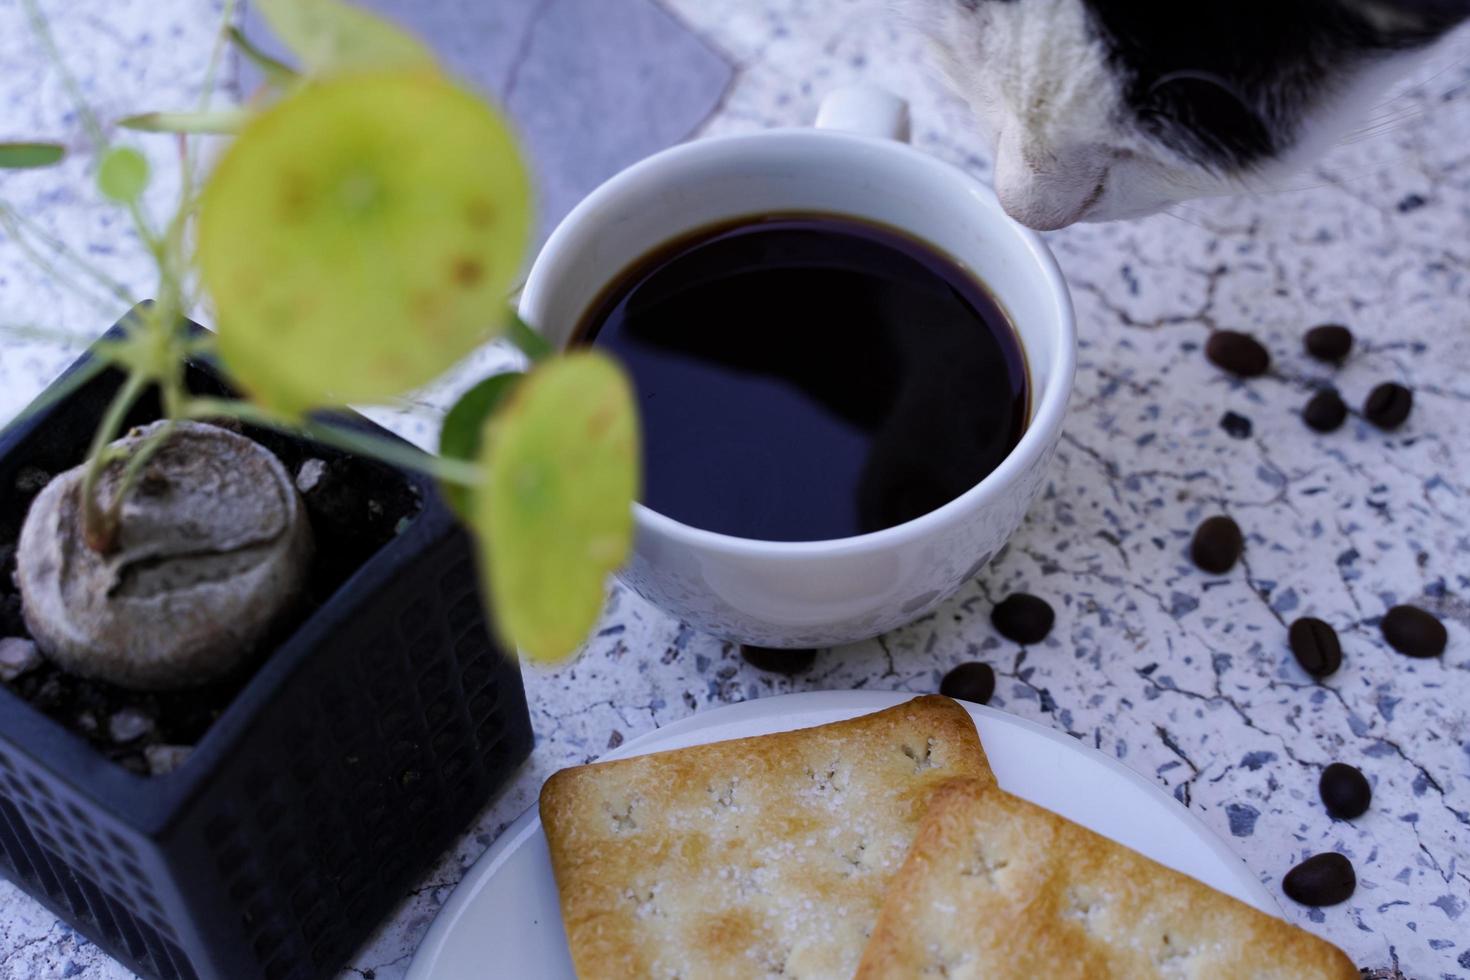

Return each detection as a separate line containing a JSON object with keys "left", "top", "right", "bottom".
{"left": 0, "top": 314, "right": 534, "bottom": 980}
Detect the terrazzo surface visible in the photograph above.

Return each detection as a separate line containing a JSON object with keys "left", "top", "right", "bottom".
{"left": 1, "top": 1, "right": 1467, "bottom": 977}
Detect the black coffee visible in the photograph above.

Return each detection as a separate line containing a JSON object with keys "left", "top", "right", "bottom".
{"left": 576, "top": 215, "right": 1029, "bottom": 542}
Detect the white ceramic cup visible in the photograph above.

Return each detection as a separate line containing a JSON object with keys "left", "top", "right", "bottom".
{"left": 520, "top": 87, "right": 1076, "bottom": 649}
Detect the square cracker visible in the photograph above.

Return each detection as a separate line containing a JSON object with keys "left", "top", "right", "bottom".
{"left": 855, "top": 778, "right": 1357, "bottom": 979}
{"left": 540, "top": 695, "right": 992, "bottom": 979}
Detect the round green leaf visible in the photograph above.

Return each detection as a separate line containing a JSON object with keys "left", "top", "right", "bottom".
{"left": 439, "top": 371, "right": 521, "bottom": 520}
{"left": 475, "top": 353, "right": 639, "bottom": 663}
{"left": 0, "top": 142, "right": 65, "bottom": 169}
{"left": 97, "top": 147, "right": 150, "bottom": 203}
{"left": 197, "top": 71, "right": 533, "bottom": 414}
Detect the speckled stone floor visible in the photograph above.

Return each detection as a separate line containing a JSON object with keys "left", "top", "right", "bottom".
{"left": 1, "top": 2, "right": 1467, "bottom": 978}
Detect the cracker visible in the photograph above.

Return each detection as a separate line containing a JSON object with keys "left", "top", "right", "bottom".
{"left": 540, "top": 696, "right": 992, "bottom": 979}
{"left": 855, "top": 778, "right": 1358, "bottom": 979}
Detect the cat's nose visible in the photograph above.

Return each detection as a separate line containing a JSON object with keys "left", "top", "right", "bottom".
{"left": 993, "top": 132, "right": 1107, "bottom": 231}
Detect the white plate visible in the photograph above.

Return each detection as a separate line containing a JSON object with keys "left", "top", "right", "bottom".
{"left": 408, "top": 691, "right": 1278, "bottom": 979}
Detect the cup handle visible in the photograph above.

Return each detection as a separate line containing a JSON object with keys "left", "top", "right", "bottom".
{"left": 814, "top": 85, "right": 912, "bottom": 143}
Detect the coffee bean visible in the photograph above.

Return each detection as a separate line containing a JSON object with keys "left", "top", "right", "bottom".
{"left": 1363, "top": 382, "right": 1412, "bottom": 430}
{"left": 1319, "top": 763, "right": 1371, "bottom": 820}
{"left": 991, "top": 593, "right": 1054, "bottom": 644}
{"left": 1302, "top": 389, "right": 1347, "bottom": 433}
{"left": 1288, "top": 617, "right": 1342, "bottom": 678}
{"left": 1190, "top": 516, "right": 1243, "bottom": 574}
{"left": 1205, "top": 331, "right": 1270, "bottom": 377}
{"left": 940, "top": 662, "right": 996, "bottom": 705}
{"left": 1220, "top": 411, "right": 1252, "bottom": 439}
{"left": 1282, "top": 852, "right": 1356, "bottom": 906}
{"left": 1304, "top": 324, "right": 1353, "bottom": 362}
{"left": 740, "top": 645, "right": 816, "bottom": 675}
{"left": 1379, "top": 605, "right": 1446, "bottom": 658}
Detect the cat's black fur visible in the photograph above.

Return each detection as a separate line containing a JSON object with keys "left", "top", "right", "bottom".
{"left": 906, "top": 0, "right": 1469, "bottom": 226}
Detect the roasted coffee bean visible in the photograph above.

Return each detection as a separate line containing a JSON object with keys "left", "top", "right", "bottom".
{"left": 1220, "top": 411, "right": 1253, "bottom": 439}
{"left": 1282, "top": 852, "right": 1356, "bottom": 906}
{"left": 740, "top": 645, "right": 816, "bottom": 675}
{"left": 1319, "top": 763, "right": 1372, "bottom": 820}
{"left": 1205, "top": 330, "right": 1271, "bottom": 377}
{"left": 1304, "top": 324, "right": 1353, "bottom": 362}
{"left": 940, "top": 662, "right": 995, "bottom": 705}
{"left": 1191, "top": 516, "right": 1243, "bottom": 573}
{"left": 1380, "top": 605, "right": 1446, "bottom": 658}
{"left": 991, "top": 593, "right": 1055, "bottom": 644}
{"left": 1288, "top": 617, "right": 1342, "bottom": 678}
{"left": 1363, "top": 382, "right": 1412, "bottom": 430}
{"left": 1302, "top": 389, "right": 1348, "bottom": 433}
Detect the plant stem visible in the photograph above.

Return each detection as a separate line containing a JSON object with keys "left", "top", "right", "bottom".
{"left": 101, "top": 418, "right": 175, "bottom": 533}
{"left": 22, "top": 0, "right": 106, "bottom": 150}
{"left": 0, "top": 204, "right": 135, "bottom": 304}
{"left": 80, "top": 371, "right": 148, "bottom": 552}
{"left": 507, "top": 310, "right": 555, "bottom": 362}
{"left": 182, "top": 397, "right": 483, "bottom": 487}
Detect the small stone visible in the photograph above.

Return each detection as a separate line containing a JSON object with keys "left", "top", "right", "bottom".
{"left": 296, "top": 458, "right": 328, "bottom": 494}
{"left": 0, "top": 637, "right": 41, "bottom": 682}
{"left": 1319, "top": 763, "right": 1371, "bottom": 820}
{"left": 740, "top": 645, "right": 816, "bottom": 675}
{"left": 1287, "top": 617, "right": 1342, "bottom": 679}
{"left": 75, "top": 710, "right": 99, "bottom": 735}
{"left": 1302, "top": 389, "right": 1348, "bottom": 433}
{"left": 1190, "top": 516, "right": 1243, "bottom": 574}
{"left": 1380, "top": 604, "right": 1447, "bottom": 658}
{"left": 108, "top": 708, "right": 155, "bottom": 744}
{"left": 1303, "top": 324, "right": 1353, "bottom": 362}
{"left": 990, "top": 593, "right": 1055, "bottom": 644}
{"left": 13, "top": 466, "right": 50, "bottom": 497}
{"left": 1205, "top": 331, "right": 1270, "bottom": 377}
{"left": 940, "top": 662, "right": 995, "bottom": 705}
{"left": 1282, "top": 852, "right": 1356, "bottom": 906}
{"left": 1363, "top": 383, "right": 1412, "bottom": 430}
{"left": 145, "top": 744, "right": 193, "bottom": 777}
{"left": 1219, "top": 412, "right": 1252, "bottom": 439}
{"left": 1396, "top": 192, "right": 1427, "bottom": 213}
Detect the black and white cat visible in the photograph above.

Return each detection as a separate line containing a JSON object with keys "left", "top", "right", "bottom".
{"left": 903, "top": 0, "right": 1469, "bottom": 228}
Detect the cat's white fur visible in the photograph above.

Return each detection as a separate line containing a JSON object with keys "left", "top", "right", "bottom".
{"left": 902, "top": 0, "right": 1438, "bottom": 229}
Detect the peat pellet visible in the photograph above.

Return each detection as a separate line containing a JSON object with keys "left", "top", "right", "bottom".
{"left": 940, "top": 662, "right": 996, "bottom": 705}
{"left": 740, "top": 645, "right": 816, "bottom": 675}
{"left": 1302, "top": 389, "right": 1348, "bottom": 433}
{"left": 1319, "top": 763, "right": 1372, "bottom": 820}
{"left": 990, "top": 593, "right": 1055, "bottom": 644}
{"left": 1288, "top": 617, "right": 1342, "bottom": 678}
{"left": 1282, "top": 852, "right": 1356, "bottom": 906}
{"left": 1304, "top": 324, "right": 1354, "bottom": 362}
{"left": 1379, "top": 605, "right": 1447, "bottom": 658}
{"left": 1205, "top": 330, "right": 1270, "bottom": 377}
{"left": 1190, "top": 515, "right": 1243, "bottom": 573}
{"left": 1363, "top": 382, "right": 1413, "bottom": 430}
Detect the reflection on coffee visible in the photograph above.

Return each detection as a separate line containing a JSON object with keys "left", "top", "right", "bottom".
{"left": 574, "top": 214, "right": 1029, "bottom": 542}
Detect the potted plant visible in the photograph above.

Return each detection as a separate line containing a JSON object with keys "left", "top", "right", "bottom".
{"left": 0, "top": 1, "right": 639, "bottom": 978}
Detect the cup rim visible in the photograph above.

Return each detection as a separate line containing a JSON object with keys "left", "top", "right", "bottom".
{"left": 522, "top": 126, "right": 1077, "bottom": 559}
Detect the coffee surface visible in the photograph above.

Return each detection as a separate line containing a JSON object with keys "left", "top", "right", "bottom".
{"left": 577, "top": 215, "right": 1028, "bottom": 541}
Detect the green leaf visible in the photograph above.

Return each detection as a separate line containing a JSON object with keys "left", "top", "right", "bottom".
{"left": 120, "top": 109, "right": 250, "bottom": 134}
{"left": 439, "top": 372, "right": 522, "bottom": 520}
{"left": 97, "top": 147, "right": 149, "bottom": 203}
{"left": 256, "top": 0, "right": 436, "bottom": 77}
{"left": 198, "top": 71, "right": 533, "bottom": 414}
{"left": 228, "top": 25, "right": 299, "bottom": 86}
{"left": 476, "top": 353, "right": 639, "bottom": 663}
{"left": 0, "top": 142, "right": 65, "bottom": 169}
{"left": 507, "top": 310, "right": 555, "bottom": 362}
